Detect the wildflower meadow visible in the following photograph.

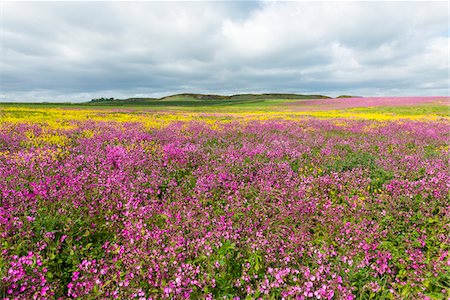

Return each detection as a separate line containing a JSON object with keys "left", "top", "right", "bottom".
{"left": 1, "top": 105, "right": 449, "bottom": 299}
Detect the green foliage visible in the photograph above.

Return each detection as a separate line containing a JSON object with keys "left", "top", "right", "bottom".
{"left": 5, "top": 204, "right": 116, "bottom": 297}
{"left": 351, "top": 105, "right": 450, "bottom": 117}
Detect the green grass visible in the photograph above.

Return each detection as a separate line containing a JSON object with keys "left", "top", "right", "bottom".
{"left": 1, "top": 98, "right": 448, "bottom": 117}
{"left": 0, "top": 98, "right": 299, "bottom": 112}
{"left": 349, "top": 105, "right": 450, "bottom": 117}
{"left": 83, "top": 95, "right": 320, "bottom": 111}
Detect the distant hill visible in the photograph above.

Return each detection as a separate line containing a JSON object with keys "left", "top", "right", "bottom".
{"left": 88, "top": 93, "right": 331, "bottom": 105}
{"left": 229, "top": 93, "right": 331, "bottom": 100}
{"left": 336, "top": 95, "right": 361, "bottom": 98}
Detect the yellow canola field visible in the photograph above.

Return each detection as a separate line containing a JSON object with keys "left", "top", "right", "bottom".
{"left": 1, "top": 106, "right": 447, "bottom": 129}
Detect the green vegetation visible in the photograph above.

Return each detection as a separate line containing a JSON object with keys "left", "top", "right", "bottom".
{"left": 0, "top": 95, "right": 448, "bottom": 118}
{"left": 82, "top": 93, "right": 331, "bottom": 108}
{"left": 349, "top": 105, "right": 450, "bottom": 117}
{"left": 90, "top": 97, "right": 115, "bottom": 102}
{"left": 121, "top": 93, "right": 331, "bottom": 102}
{"left": 336, "top": 95, "right": 360, "bottom": 98}
{"left": 0, "top": 93, "right": 330, "bottom": 111}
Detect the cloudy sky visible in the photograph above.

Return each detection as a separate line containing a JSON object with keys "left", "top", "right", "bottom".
{"left": 0, "top": 1, "right": 448, "bottom": 102}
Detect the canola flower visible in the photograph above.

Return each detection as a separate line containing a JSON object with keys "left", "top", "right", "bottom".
{"left": 0, "top": 107, "right": 449, "bottom": 299}
{"left": 1, "top": 105, "right": 448, "bottom": 130}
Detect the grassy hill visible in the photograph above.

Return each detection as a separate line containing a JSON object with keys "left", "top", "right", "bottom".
{"left": 160, "top": 93, "right": 331, "bottom": 101}
{"left": 336, "top": 95, "right": 361, "bottom": 98}
{"left": 85, "top": 93, "right": 331, "bottom": 108}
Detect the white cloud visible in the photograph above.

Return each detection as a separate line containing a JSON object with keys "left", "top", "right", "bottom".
{"left": 0, "top": 1, "right": 448, "bottom": 102}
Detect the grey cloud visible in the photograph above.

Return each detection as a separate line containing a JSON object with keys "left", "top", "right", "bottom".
{"left": 0, "top": 1, "right": 448, "bottom": 102}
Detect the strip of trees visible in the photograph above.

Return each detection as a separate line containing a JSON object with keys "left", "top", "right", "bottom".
{"left": 90, "top": 97, "right": 115, "bottom": 102}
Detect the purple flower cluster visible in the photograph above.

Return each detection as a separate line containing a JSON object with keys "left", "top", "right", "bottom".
{"left": 1, "top": 118, "right": 449, "bottom": 299}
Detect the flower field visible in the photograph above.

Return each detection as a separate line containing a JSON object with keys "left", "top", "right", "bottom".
{"left": 286, "top": 97, "right": 449, "bottom": 110}
{"left": 1, "top": 107, "right": 449, "bottom": 299}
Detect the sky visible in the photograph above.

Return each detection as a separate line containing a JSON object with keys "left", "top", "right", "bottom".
{"left": 0, "top": 1, "right": 449, "bottom": 102}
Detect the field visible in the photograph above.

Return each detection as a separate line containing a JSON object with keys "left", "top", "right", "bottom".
{"left": 1, "top": 97, "right": 449, "bottom": 299}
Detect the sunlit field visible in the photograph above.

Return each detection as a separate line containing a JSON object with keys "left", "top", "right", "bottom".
{"left": 1, "top": 99, "right": 449, "bottom": 299}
